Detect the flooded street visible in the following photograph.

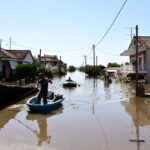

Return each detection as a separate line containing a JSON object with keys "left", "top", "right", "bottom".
{"left": 0, "top": 71, "right": 150, "bottom": 150}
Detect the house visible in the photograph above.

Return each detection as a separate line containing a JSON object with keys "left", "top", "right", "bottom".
{"left": 120, "top": 36, "right": 150, "bottom": 83}
{"left": 39, "top": 55, "right": 67, "bottom": 73}
{"left": 0, "top": 49, "right": 34, "bottom": 80}
{"left": 105, "top": 67, "right": 121, "bottom": 77}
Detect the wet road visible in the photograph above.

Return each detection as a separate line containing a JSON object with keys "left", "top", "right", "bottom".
{"left": 0, "top": 71, "right": 150, "bottom": 150}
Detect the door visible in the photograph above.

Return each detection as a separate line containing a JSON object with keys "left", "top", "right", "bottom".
{"left": 2, "top": 65, "right": 6, "bottom": 78}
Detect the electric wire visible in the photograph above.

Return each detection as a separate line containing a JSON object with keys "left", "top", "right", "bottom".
{"left": 2, "top": 39, "right": 91, "bottom": 53}
{"left": 95, "top": 0, "right": 128, "bottom": 47}
{"left": 96, "top": 48, "right": 121, "bottom": 56}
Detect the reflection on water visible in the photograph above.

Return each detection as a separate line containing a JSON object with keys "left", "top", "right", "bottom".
{"left": 1, "top": 71, "right": 150, "bottom": 150}
{"left": 0, "top": 108, "right": 19, "bottom": 130}
{"left": 26, "top": 107, "right": 63, "bottom": 146}
{"left": 121, "top": 97, "right": 150, "bottom": 150}
{"left": 34, "top": 119, "right": 51, "bottom": 146}
{"left": 26, "top": 107, "right": 64, "bottom": 121}
{"left": 121, "top": 97, "right": 150, "bottom": 127}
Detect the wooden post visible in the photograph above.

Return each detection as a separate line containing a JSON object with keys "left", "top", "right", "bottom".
{"left": 44, "top": 54, "right": 46, "bottom": 67}
{"left": 84, "top": 55, "right": 87, "bottom": 67}
{"left": 39, "top": 49, "right": 41, "bottom": 63}
{"left": 9, "top": 37, "right": 11, "bottom": 50}
{"left": 93, "top": 45, "right": 95, "bottom": 75}
{"left": 96, "top": 56, "right": 98, "bottom": 66}
{"left": 0, "top": 39, "right": 2, "bottom": 51}
{"left": 135, "top": 25, "right": 139, "bottom": 96}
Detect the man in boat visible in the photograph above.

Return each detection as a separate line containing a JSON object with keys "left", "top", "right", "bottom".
{"left": 66, "top": 77, "right": 73, "bottom": 82}
{"left": 36, "top": 73, "right": 53, "bottom": 104}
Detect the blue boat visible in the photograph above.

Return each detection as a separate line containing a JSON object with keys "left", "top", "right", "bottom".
{"left": 26, "top": 95, "right": 64, "bottom": 113}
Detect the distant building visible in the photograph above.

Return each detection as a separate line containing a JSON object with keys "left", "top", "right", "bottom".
{"left": 105, "top": 67, "right": 121, "bottom": 76}
{"left": 39, "top": 55, "right": 67, "bottom": 73}
{"left": 120, "top": 36, "right": 150, "bottom": 83}
{"left": 0, "top": 49, "right": 34, "bottom": 80}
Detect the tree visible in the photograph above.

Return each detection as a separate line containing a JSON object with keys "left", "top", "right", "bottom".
{"left": 99, "top": 65, "right": 106, "bottom": 70}
{"left": 125, "top": 62, "right": 129, "bottom": 65}
{"left": 79, "top": 65, "right": 105, "bottom": 76}
{"left": 107, "top": 62, "right": 120, "bottom": 67}
{"left": 33, "top": 57, "right": 53, "bottom": 78}
{"left": 68, "top": 65, "right": 76, "bottom": 72}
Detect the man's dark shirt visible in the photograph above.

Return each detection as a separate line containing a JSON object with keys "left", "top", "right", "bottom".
{"left": 39, "top": 78, "right": 48, "bottom": 92}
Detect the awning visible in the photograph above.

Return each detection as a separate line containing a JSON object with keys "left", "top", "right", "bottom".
{"left": 9, "top": 60, "right": 18, "bottom": 69}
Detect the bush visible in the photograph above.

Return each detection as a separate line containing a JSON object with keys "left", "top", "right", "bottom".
{"left": 107, "top": 62, "right": 120, "bottom": 67}
{"left": 79, "top": 66, "right": 85, "bottom": 72}
{"left": 79, "top": 65, "right": 105, "bottom": 76}
{"left": 85, "top": 65, "right": 101, "bottom": 76}
{"left": 68, "top": 65, "right": 76, "bottom": 72}
{"left": 37, "top": 65, "right": 53, "bottom": 78}
{"left": 33, "top": 58, "right": 53, "bottom": 78}
{"left": 16, "top": 64, "right": 37, "bottom": 79}
{"left": 59, "top": 67, "right": 67, "bottom": 75}
{"left": 125, "top": 62, "right": 130, "bottom": 65}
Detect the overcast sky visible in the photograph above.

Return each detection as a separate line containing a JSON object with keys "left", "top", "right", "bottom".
{"left": 0, "top": 0, "right": 150, "bottom": 67}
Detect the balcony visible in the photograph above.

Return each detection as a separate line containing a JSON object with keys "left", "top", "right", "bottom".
{"left": 120, "top": 64, "right": 147, "bottom": 74}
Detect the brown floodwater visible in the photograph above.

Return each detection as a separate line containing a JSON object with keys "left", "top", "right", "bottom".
{"left": 0, "top": 71, "right": 150, "bottom": 150}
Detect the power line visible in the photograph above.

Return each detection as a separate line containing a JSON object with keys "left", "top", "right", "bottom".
{"left": 87, "top": 47, "right": 93, "bottom": 56}
{"left": 96, "top": 0, "right": 128, "bottom": 47}
{"left": 96, "top": 48, "right": 121, "bottom": 56}
{"left": 45, "top": 46, "right": 91, "bottom": 53}
{"left": 1, "top": 38, "right": 91, "bottom": 53}
{"left": 12, "top": 43, "right": 40, "bottom": 50}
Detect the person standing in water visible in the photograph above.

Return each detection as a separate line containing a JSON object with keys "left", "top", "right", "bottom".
{"left": 36, "top": 73, "right": 52, "bottom": 104}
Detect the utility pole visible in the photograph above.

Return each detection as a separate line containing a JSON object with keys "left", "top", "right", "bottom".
{"left": 9, "top": 37, "right": 11, "bottom": 50}
{"left": 135, "top": 25, "right": 139, "bottom": 96}
{"left": 84, "top": 55, "right": 87, "bottom": 66}
{"left": 93, "top": 45, "right": 96, "bottom": 75}
{"left": 44, "top": 54, "right": 46, "bottom": 67}
{"left": 129, "top": 27, "right": 134, "bottom": 41}
{"left": 126, "top": 27, "right": 135, "bottom": 41}
{"left": 0, "top": 39, "right": 2, "bottom": 51}
{"left": 96, "top": 56, "right": 98, "bottom": 66}
{"left": 39, "top": 49, "right": 41, "bottom": 63}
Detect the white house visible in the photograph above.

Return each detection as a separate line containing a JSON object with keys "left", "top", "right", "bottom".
{"left": 0, "top": 49, "right": 34, "bottom": 80}
{"left": 120, "top": 36, "right": 150, "bottom": 83}
{"left": 105, "top": 67, "right": 121, "bottom": 77}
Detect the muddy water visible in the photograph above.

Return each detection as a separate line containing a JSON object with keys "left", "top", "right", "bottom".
{"left": 0, "top": 71, "right": 150, "bottom": 150}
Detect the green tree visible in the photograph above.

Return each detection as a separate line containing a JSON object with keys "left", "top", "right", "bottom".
{"left": 59, "top": 66, "right": 67, "bottom": 75}
{"left": 79, "top": 65, "right": 105, "bottom": 76}
{"left": 125, "top": 62, "right": 130, "bottom": 65}
{"left": 68, "top": 65, "right": 76, "bottom": 72}
{"left": 33, "top": 57, "right": 53, "bottom": 78}
{"left": 107, "top": 62, "right": 120, "bottom": 67}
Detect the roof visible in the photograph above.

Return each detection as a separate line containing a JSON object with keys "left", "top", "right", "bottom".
{"left": 105, "top": 67, "right": 120, "bottom": 71}
{"left": 40, "top": 55, "right": 58, "bottom": 62}
{"left": 0, "top": 49, "right": 16, "bottom": 59}
{"left": 121, "top": 36, "right": 150, "bottom": 56}
{"left": 7, "top": 50, "right": 31, "bottom": 59}
{"left": 129, "top": 36, "right": 150, "bottom": 49}
{"left": 0, "top": 49, "right": 32, "bottom": 60}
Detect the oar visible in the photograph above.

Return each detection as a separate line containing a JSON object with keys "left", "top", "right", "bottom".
{"left": 15, "top": 88, "right": 38, "bottom": 102}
